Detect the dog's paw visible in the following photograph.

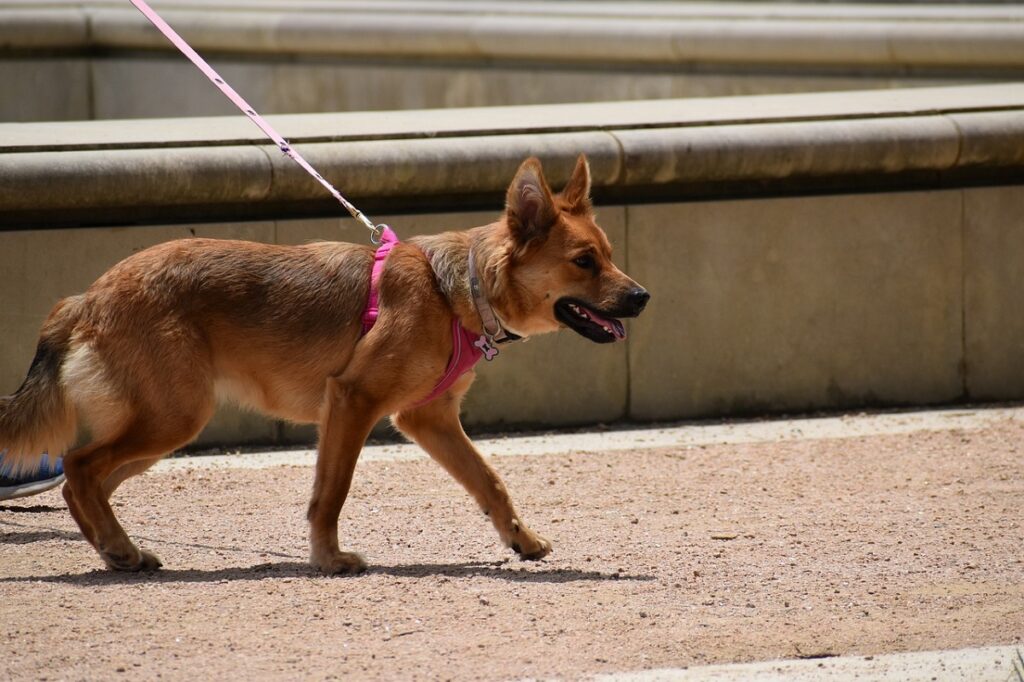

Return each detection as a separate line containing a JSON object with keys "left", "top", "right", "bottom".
{"left": 513, "top": 535, "right": 552, "bottom": 561}
{"left": 137, "top": 549, "right": 163, "bottom": 571}
{"left": 310, "top": 550, "right": 368, "bottom": 576}
{"left": 508, "top": 520, "right": 552, "bottom": 561}
{"left": 102, "top": 546, "right": 163, "bottom": 572}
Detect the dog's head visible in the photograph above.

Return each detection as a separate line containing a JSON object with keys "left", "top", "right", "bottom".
{"left": 489, "top": 154, "right": 649, "bottom": 343}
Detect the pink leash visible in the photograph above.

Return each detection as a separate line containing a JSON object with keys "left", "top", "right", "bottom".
{"left": 129, "top": 0, "right": 488, "bottom": 404}
{"left": 128, "top": 0, "right": 382, "bottom": 241}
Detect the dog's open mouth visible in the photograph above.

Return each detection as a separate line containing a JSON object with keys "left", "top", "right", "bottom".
{"left": 555, "top": 298, "right": 626, "bottom": 343}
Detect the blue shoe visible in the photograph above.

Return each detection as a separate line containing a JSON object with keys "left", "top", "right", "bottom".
{"left": 0, "top": 454, "right": 65, "bottom": 501}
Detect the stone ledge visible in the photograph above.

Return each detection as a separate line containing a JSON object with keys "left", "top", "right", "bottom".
{"left": 0, "top": 85, "right": 1022, "bottom": 227}
{"left": 0, "top": 2, "right": 1022, "bottom": 69}
{"left": 5, "top": 83, "right": 1024, "bottom": 153}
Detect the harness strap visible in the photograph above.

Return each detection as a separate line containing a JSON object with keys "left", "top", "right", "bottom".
{"left": 418, "top": 320, "right": 484, "bottom": 405}
{"left": 361, "top": 230, "right": 483, "bottom": 406}
{"left": 361, "top": 226, "right": 400, "bottom": 334}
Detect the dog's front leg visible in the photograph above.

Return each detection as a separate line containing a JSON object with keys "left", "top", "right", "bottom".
{"left": 307, "top": 376, "right": 383, "bottom": 575}
{"left": 393, "top": 378, "right": 551, "bottom": 561}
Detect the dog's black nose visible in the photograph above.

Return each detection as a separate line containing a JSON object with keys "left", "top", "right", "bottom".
{"left": 628, "top": 287, "right": 650, "bottom": 314}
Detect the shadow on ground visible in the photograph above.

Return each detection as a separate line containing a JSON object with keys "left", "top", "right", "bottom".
{"left": 0, "top": 504, "right": 64, "bottom": 514}
{"left": 0, "top": 560, "right": 654, "bottom": 587}
{"left": 0, "top": 529, "right": 80, "bottom": 544}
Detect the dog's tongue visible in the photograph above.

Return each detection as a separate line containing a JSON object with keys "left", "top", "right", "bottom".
{"left": 585, "top": 307, "right": 626, "bottom": 340}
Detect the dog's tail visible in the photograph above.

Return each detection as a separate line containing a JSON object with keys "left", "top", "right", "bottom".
{"left": 0, "top": 297, "right": 80, "bottom": 477}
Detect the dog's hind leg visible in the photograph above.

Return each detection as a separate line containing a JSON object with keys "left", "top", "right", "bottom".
{"left": 58, "top": 458, "right": 159, "bottom": 556}
{"left": 63, "top": 409, "right": 212, "bottom": 572}
{"left": 392, "top": 377, "right": 552, "bottom": 561}
{"left": 102, "top": 456, "right": 163, "bottom": 500}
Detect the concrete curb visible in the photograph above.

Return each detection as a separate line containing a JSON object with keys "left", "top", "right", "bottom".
{"left": 592, "top": 645, "right": 1021, "bottom": 682}
{"left": 152, "top": 405, "right": 1024, "bottom": 472}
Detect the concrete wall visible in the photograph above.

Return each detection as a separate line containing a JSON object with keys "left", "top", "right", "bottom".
{"left": 2, "top": 186, "right": 1021, "bottom": 445}
{"left": 0, "top": 54, "right": 969, "bottom": 123}
{"left": 964, "top": 186, "right": 1024, "bottom": 401}
{"left": 628, "top": 192, "right": 967, "bottom": 419}
{"left": 4, "top": 0, "right": 1022, "bottom": 122}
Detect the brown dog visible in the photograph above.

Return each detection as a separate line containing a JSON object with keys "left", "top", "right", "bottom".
{"left": 0, "top": 154, "right": 649, "bottom": 574}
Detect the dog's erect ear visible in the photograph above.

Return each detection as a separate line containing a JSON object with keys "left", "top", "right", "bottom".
{"left": 561, "top": 153, "right": 592, "bottom": 214}
{"left": 506, "top": 157, "right": 557, "bottom": 246}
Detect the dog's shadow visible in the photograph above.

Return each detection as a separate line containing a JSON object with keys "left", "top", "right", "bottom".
{"left": 0, "top": 504, "right": 64, "bottom": 514}
{"left": 0, "top": 505, "right": 85, "bottom": 544}
{"left": 1, "top": 529, "right": 81, "bottom": 544}
{"left": 0, "top": 560, "right": 654, "bottom": 586}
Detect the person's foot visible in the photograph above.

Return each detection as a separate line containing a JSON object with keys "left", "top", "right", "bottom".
{"left": 0, "top": 454, "right": 65, "bottom": 501}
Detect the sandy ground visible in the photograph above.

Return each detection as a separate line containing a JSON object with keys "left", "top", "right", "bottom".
{"left": 2, "top": 415, "right": 1022, "bottom": 681}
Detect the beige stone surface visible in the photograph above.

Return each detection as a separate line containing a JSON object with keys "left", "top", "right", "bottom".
{"left": 5, "top": 85, "right": 1024, "bottom": 226}
{"left": 84, "top": 57, "right": 937, "bottom": 122}
{"left": 963, "top": 186, "right": 1024, "bottom": 400}
{"left": 263, "top": 132, "right": 622, "bottom": 203}
{"left": 5, "top": 0, "right": 1024, "bottom": 22}
{"left": 0, "top": 59, "right": 90, "bottom": 123}
{"left": 950, "top": 110, "right": 1024, "bottom": 168}
{"left": 0, "top": 8, "right": 86, "bottom": 48}
{"left": 616, "top": 115, "right": 962, "bottom": 185}
{"left": 0, "top": 147, "right": 273, "bottom": 213}
{"left": 26, "top": 4, "right": 1024, "bottom": 69}
{"left": 90, "top": 59, "right": 244, "bottom": 121}
{"left": 626, "top": 192, "right": 965, "bottom": 419}
{"left": 8, "top": 84, "right": 1023, "bottom": 153}
{"left": 4, "top": 2, "right": 1019, "bottom": 124}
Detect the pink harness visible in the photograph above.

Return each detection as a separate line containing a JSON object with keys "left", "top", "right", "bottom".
{"left": 361, "top": 227, "right": 484, "bottom": 406}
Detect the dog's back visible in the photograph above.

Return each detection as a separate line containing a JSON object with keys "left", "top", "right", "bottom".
{"left": 1, "top": 238, "right": 375, "bottom": 472}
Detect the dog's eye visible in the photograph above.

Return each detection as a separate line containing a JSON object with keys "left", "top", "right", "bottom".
{"left": 573, "top": 254, "right": 595, "bottom": 270}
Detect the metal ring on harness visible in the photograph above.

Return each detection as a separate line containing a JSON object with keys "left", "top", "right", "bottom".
{"left": 370, "top": 224, "right": 387, "bottom": 246}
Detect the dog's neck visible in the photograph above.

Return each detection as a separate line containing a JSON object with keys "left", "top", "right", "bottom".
{"left": 410, "top": 226, "right": 518, "bottom": 339}
{"left": 468, "top": 243, "right": 520, "bottom": 345}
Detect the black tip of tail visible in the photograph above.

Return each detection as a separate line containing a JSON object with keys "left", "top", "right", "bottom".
{"left": 14, "top": 338, "right": 62, "bottom": 397}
